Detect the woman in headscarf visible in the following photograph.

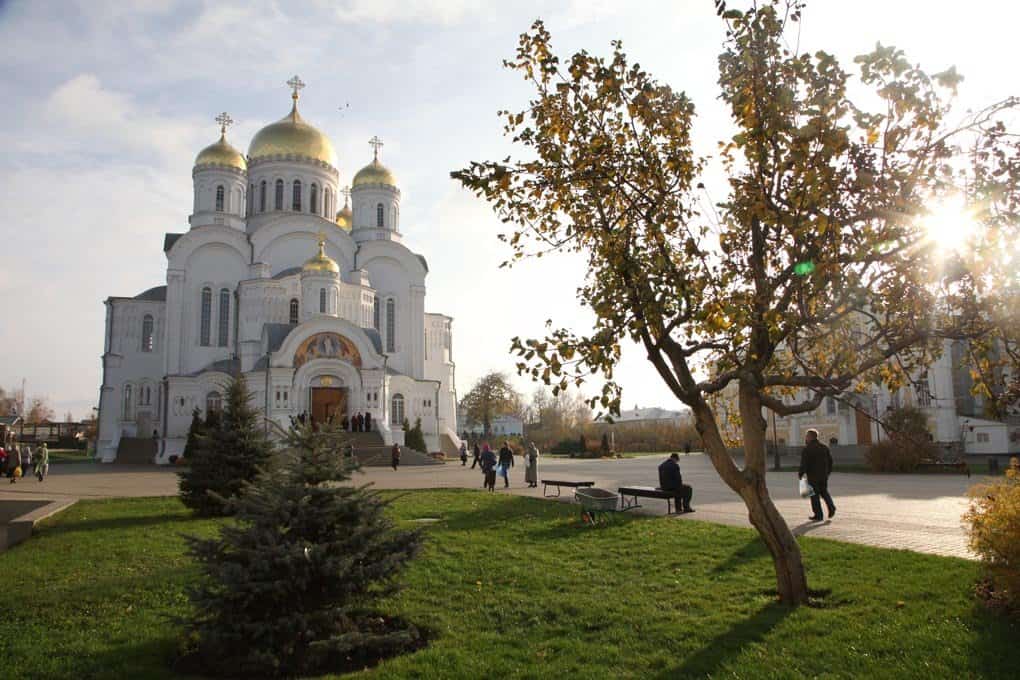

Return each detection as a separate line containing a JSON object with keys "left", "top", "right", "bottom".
{"left": 524, "top": 442, "right": 540, "bottom": 488}
{"left": 480, "top": 443, "right": 498, "bottom": 492}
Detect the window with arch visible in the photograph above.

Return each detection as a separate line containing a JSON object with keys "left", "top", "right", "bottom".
{"left": 310, "top": 183, "right": 318, "bottom": 214}
{"left": 206, "top": 391, "right": 222, "bottom": 415}
{"left": 200, "top": 287, "right": 212, "bottom": 346}
{"left": 373, "top": 296, "right": 381, "bottom": 331}
{"left": 376, "top": 203, "right": 384, "bottom": 228}
{"left": 122, "top": 384, "right": 133, "bottom": 420}
{"left": 142, "top": 314, "right": 154, "bottom": 352}
{"left": 218, "top": 288, "right": 230, "bottom": 347}
{"left": 319, "top": 288, "right": 327, "bottom": 314}
{"left": 386, "top": 298, "right": 396, "bottom": 352}
{"left": 292, "top": 180, "right": 302, "bottom": 211}
{"left": 324, "top": 187, "right": 331, "bottom": 217}
{"left": 260, "top": 180, "right": 267, "bottom": 212}
{"left": 215, "top": 185, "right": 225, "bottom": 212}
{"left": 289, "top": 298, "right": 299, "bottom": 324}
{"left": 275, "top": 179, "right": 284, "bottom": 210}
{"left": 391, "top": 393, "right": 404, "bottom": 425}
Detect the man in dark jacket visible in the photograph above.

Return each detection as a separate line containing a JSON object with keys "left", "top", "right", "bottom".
{"left": 798, "top": 429, "right": 836, "bottom": 521}
{"left": 657, "top": 453, "right": 694, "bottom": 513}
{"left": 497, "top": 441, "right": 514, "bottom": 488}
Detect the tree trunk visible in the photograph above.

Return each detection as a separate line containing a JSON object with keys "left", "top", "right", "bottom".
{"left": 690, "top": 383, "right": 810, "bottom": 606}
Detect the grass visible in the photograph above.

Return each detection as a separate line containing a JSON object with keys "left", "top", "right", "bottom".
{"left": 47, "top": 448, "right": 94, "bottom": 464}
{"left": 1, "top": 492, "right": 1018, "bottom": 679}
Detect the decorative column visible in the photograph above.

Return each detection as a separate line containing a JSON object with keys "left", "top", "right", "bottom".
{"left": 410, "top": 284, "right": 426, "bottom": 379}
{"left": 164, "top": 269, "right": 186, "bottom": 375}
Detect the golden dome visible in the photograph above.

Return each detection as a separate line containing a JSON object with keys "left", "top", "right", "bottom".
{"left": 352, "top": 158, "right": 397, "bottom": 188}
{"left": 335, "top": 203, "right": 353, "bottom": 232}
{"left": 303, "top": 235, "right": 339, "bottom": 274}
{"left": 248, "top": 99, "right": 337, "bottom": 167}
{"left": 195, "top": 133, "right": 247, "bottom": 171}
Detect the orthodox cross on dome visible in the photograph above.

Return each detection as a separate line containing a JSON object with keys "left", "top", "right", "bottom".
{"left": 287, "top": 75, "right": 305, "bottom": 101}
{"left": 368, "top": 135, "right": 384, "bottom": 161}
{"left": 215, "top": 111, "right": 234, "bottom": 135}
{"left": 316, "top": 228, "right": 327, "bottom": 248}
{"left": 341, "top": 185, "right": 351, "bottom": 205}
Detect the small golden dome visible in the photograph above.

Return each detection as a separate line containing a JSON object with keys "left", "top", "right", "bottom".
{"left": 303, "top": 235, "right": 339, "bottom": 274}
{"left": 352, "top": 158, "right": 397, "bottom": 188}
{"left": 335, "top": 203, "right": 353, "bottom": 232}
{"left": 195, "top": 134, "right": 247, "bottom": 171}
{"left": 248, "top": 99, "right": 336, "bottom": 167}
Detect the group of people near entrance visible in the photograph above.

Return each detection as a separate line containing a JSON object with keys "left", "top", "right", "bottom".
{"left": 459, "top": 440, "right": 540, "bottom": 492}
{"left": 293, "top": 411, "right": 371, "bottom": 433}
{"left": 0, "top": 440, "right": 49, "bottom": 483}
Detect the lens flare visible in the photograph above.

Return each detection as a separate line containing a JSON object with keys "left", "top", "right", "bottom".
{"left": 922, "top": 194, "right": 979, "bottom": 253}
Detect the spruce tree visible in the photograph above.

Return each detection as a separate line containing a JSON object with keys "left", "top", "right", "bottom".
{"left": 178, "top": 376, "right": 272, "bottom": 517}
{"left": 181, "top": 422, "right": 424, "bottom": 677}
{"left": 182, "top": 408, "right": 204, "bottom": 460}
{"left": 405, "top": 417, "right": 427, "bottom": 453}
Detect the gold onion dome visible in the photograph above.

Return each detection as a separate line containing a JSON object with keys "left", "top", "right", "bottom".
{"left": 352, "top": 158, "right": 397, "bottom": 187}
{"left": 247, "top": 80, "right": 337, "bottom": 167}
{"left": 335, "top": 202, "right": 353, "bottom": 232}
{"left": 195, "top": 114, "right": 246, "bottom": 171}
{"left": 303, "top": 235, "right": 339, "bottom": 274}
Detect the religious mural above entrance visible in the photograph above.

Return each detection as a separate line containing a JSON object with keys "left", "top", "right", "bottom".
{"left": 293, "top": 332, "right": 362, "bottom": 369}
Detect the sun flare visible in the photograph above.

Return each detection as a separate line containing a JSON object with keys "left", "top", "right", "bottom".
{"left": 922, "top": 194, "right": 979, "bottom": 253}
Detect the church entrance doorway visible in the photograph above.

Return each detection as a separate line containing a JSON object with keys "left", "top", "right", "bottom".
{"left": 311, "top": 387, "right": 347, "bottom": 426}
{"left": 855, "top": 409, "right": 873, "bottom": 445}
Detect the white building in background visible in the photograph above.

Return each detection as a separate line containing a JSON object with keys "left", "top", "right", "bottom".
{"left": 97, "top": 79, "right": 459, "bottom": 462}
{"left": 457, "top": 409, "right": 524, "bottom": 437}
{"left": 597, "top": 405, "right": 693, "bottom": 427}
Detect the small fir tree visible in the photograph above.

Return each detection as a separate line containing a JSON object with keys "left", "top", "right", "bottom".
{"left": 182, "top": 408, "right": 204, "bottom": 460}
{"left": 405, "top": 417, "right": 427, "bottom": 453}
{"left": 178, "top": 376, "right": 272, "bottom": 516}
{"left": 181, "top": 422, "right": 424, "bottom": 677}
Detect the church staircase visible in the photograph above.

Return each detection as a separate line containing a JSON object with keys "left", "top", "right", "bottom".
{"left": 115, "top": 437, "right": 157, "bottom": 465}
{"left": 345, "top": 430, "right": 441, "bottom": 467}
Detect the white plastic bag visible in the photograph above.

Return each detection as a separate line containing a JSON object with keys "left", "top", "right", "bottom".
{"left": 798, "top": 477, "right": 814, "bottom": 498}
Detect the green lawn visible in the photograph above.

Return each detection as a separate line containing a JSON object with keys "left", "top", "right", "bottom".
{"left": 47, "top": 448, "right": 94, "bottom": 464}
{"left": 1, "top": 492, "right": 1017, "bottom": 679}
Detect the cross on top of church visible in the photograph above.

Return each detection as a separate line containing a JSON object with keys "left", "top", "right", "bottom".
{"left": 341, "top": 185, "right": 351, "bottom": 202}
{"left": 287, "top": 75, "right": 305, "bottom": 101}
{"left": 316, "top": 228, "right": 327, "bottom": 247}
{"left": 369, "top": 135, "right": 384, "bottom": 161}
{"left": 215, "top": 112, "right": 233, "bottom": 135}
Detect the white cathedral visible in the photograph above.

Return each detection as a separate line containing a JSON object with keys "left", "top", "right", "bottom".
{"left": 96, "top": 78, "right": 459, "bottom": 463}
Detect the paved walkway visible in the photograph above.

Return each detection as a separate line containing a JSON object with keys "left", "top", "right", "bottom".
{"left": 0, "top": 455, "right": 983, "bottom": 558}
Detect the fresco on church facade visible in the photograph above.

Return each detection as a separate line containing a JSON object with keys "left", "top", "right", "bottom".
{"left": 293, "top": 332, "right": 362, "bottom": 368}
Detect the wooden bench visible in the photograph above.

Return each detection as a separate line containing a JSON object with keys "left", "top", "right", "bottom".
{"left": 542, "top": 479, "right": 595, "bottom": 498}
{"left": 917, "top": 460, "right": 970, "bottom": 477}
{"left": 618, "top": 486, "right": 687, "bottom": 514}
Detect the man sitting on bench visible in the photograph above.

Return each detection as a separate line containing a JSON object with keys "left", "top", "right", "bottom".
{"left": 658, "top": 453, "right": 694, "bottom": 513}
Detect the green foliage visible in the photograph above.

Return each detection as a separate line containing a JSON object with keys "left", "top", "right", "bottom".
{"left": 178, "top": 377, "right": 272, "bottom": 517}
{"left": 181, "top": 408, "right": 204, "bottom": 460}
{"left": 181, "top": 423, "right": 424, "bottom": 677}
{"left": 405, "top": 417, "right": 427, "bottom": 453}
{"left": 966, "top": 458, "right": 1020, "bottom": 616}
{"left": 459, "top": 372, "right": 521, "bottom": 435}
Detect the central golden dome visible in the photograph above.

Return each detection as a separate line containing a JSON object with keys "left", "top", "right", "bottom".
{"left": 303, "top": 237, "right": 339, "bottom": 274}
{"left": 248, "top": 99, "right": 336, "bottom": 167}
{"left": 195, "top": 133, "right": 246, "bottom": 171}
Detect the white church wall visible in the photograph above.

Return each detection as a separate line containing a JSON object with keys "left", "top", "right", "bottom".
{"left": 252, "top": 222, "right": 355, "bottom": 276}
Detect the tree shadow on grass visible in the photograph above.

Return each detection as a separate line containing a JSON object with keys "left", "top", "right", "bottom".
{"left": 711, "top": 536, "right": 769, "bottom": 574}
{"left": 963, "top": 598, "right": 1020, "bottom": 676}
{"left": 38, "top": 512, "right": 207, "bottom": 537}
{"left": 652, "top": 602, "right": 792, "bottom": 679}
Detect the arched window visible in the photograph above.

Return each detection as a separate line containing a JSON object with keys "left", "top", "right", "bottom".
{"left": 319, "top": 288, "right": 327, "bottom": 314}
{"left": 391, "top": 393, "right": 404, "bottom": 425}
{"left": 123, "top": 384, "right": 133, "bottom": 419}
{"left": 386, "top": 298, "right": 396, "bottom": 352}
{"left": 275, "top": 179, "right": 284, "bottom": 210}
{"left": 218, "top": 288, "right": 230, "bottom": 347}
{"left": 292, "top": 180, "right": 302, "bottom": 211}
{"left": 142, "top": 314, "right": 154, "bottom": 352}
{"left": 373, "top": 296, "right": 381, "bottom": 331}
{"left": 310, "top": 183, "right": 318, "bottom": 214}
{"left": 215, "top": 185, "right": 225, "bottom": 212}
{"left": 324, "top": 187, "right": 331, "bottom": 217}
{"left": 376, "top": 203, "right": 384, "bottom": 228}
{"left": 259, "top": 180, "right": 267, "bottom": 212}
{"left": 206, "top": 391, "right": 222, "bottom": 415}
{"left": 200, "top": 287, "right": 212, "bottom": 346}
{"left": 289, "top": 298, "right": 299, "bottom": 324}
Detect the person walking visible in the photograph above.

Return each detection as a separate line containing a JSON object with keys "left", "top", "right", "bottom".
{"left": 364, "top": 411, "right": 372, "bottom": 432}
{"left": 798, "top": 429, "right": 835, "bottom": 521}
{"left": 7, "top": 443, "right": 21, "bottom": 483}
{"left": 22, "top": 445, "right": 32, "bottom": 479}
{"left": 391, "top": 442, "right": 401, "bottom": 471}
{"left": 34, "top": 443, "right": 49, "bottom": 482}
{"left": 657, "top": 453, "right": 694, "bottom": 513}
{"left": 524, "top": 442, "right": 540, "bottom": 488}
{"left": 459, "top": 441, "right": 468, "bottom": 466}
{"left": 480, "top": 444, "right": 498, "bottom": 492}
{"left": 497, "top": 441, "right": 514, "bottom": 489}
{"left": 470, "top": 442, "right": 481, "bottom": 469}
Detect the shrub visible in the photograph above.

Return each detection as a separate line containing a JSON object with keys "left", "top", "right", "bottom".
{"left": 180, "top": 422, "right": 424, "bottom": 677}
{"left": 402, "top": 417, "right": 427, "bottom": 453}
{"left": 550, "top": 438, "right": 582, "bottom": 455}
{"left": 965, "top": 458, "right": 1020, "bottom": 615}
{"left": 865, "top": 440, "right": 925, "bottom": 472}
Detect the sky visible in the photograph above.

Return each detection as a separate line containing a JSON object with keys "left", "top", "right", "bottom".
{"left": 0, "top": 0, "right": 1016, "bottom": 420}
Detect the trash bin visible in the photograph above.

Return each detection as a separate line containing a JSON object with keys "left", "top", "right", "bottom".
{"left": 988, "top": 457, "right": 1000, "bottom": 475}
